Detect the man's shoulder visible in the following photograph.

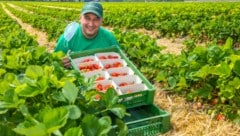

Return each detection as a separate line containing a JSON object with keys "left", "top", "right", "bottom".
{"left": 99, "top": 27, "right": 115, "bottom": 36}
{"left": 63, "top": 21, "right": 80, "bottom": 41}
{"left": 99, "top": 26, "right": 111, "bottom": 32}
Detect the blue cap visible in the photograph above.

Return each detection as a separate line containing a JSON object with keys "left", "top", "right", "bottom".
{"left": 81, "top": 2, "right": 103, "bottom": 18}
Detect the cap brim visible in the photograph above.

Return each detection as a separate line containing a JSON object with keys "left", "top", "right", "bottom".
{"left": 82, "top": 10, "right": 102, "bottom": 18}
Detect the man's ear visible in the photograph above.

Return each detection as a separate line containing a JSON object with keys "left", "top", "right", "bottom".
{"left": 100, "top": 18, "right": 103, "bottom": 25}
{"left": 79, "top": 15, "right": 83, "bottom": 22}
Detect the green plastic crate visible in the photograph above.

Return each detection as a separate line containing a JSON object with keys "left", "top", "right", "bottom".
{"left": 69, "top": 46, "right": 155, "bottom": 108}
{"left": 110, "top": 104, "right": 171, "bottom": 136}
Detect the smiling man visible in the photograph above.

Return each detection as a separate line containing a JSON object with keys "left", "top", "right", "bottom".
{"left": 54, "top": 2, "right": 120, "bottom": 68}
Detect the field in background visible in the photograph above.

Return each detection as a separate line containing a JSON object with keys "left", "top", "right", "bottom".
{"left": 1, "top": 1, "right": 240, "bottom": 136}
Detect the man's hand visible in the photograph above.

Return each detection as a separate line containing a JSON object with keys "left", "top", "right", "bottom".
{"left": 62, "top": 57, "right": 72, "bottom": 69}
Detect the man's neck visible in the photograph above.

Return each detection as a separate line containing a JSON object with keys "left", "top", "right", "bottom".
{"left": 82, "top": 30, "right": 98, "bottom": 39}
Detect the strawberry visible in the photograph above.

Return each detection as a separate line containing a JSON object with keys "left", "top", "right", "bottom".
{"left": 96, "top": 77, "right": 104, "bottom": 81}
{"left": 99, "top": 56, "right": 107, "bottom": 60}
{"left": 104, "top": 64, "right": 111, "bottom": 69}
{"left": 211, "top": 98, "right": 218, "bottom": 106}
{"left": 108, "top": 55, "right": 119, "bottom": 59}
{"left": 216, "top": 113, "right": 225, "bottom": 121}
{"left": 120, "top": 73, "right": 127, "bottom": 76}
{"left": 92, "top": 64, "right": 99, "bottom": 69}
{"left": 119, "top": 82, "right": 128, "bottom": 87}
{"left": 79, "top": 65, "right": 85, "bottom": 70}
{"left": 83, "top": 58, "right": 94, "bottom": 62}
{"left": 95, "top": 94, "right": 101, "bottom": 101}
{"left": 112, "top": 62, "right": 122, "bottom": 67}
{"left": 111, "top": 72, "right": 119, "bottom": 77}
{"left": 96, "top": 83, "right": 103, "bottom": 91}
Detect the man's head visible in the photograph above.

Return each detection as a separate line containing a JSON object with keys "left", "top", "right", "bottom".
{"left": 80, "top": 2, "right": 103, "bottom": 39}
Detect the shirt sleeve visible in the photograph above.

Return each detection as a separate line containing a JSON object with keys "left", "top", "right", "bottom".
{"left": 53, "top": 34, "right": 69, "bottom": 54}
{"left": 53, "top": 22, "right": 80, "bottom": 54}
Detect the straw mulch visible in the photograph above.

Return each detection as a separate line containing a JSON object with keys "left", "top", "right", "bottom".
{"left": 154, "top": 83, "right": 240, "bottom": 136}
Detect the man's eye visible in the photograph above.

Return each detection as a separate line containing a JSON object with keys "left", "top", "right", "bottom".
{"left": 94, "top": 18, "right": 100, "bottom": 22}
{"left": 84, "top": 16, "right": 90, "bottom": 20}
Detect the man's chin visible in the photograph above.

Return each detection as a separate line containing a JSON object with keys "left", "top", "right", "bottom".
{"left": 86, "top": 31, "right": 95, "bottom": 35}
{"left": 85, "top": 33, "right": 97, "bottom": 39}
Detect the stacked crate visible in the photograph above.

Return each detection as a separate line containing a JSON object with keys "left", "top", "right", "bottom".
{"left": 69, "top": 46, "right": 170, "bottom": 136}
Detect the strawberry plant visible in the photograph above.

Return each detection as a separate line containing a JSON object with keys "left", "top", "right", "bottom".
{"left": 153, "top": 38, "right": 240, "bottom": 123}
{"left": 0, "top": 8, "right": 129, "bottom": 135}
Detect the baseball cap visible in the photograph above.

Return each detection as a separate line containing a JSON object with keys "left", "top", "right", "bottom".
{"left": 81, "top": 2, "right": 103, "bottom": 18}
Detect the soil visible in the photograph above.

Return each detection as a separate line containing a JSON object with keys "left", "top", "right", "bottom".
{"left": 2, "top": 3, "right": 240, "bottom": 136}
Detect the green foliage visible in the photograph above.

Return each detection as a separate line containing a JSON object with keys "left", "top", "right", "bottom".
{"left": 1, "top": 0, "right": 240, "bottom": 129}
{"left": 0, "top": 6, "right": 128, "bottom": 135}
{"left": 152, "top": 38, "right": 240, "bottom": 122}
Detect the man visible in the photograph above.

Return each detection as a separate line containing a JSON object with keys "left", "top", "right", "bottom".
{"left": 54, "top": 2, "right": 120, "bottom": 68}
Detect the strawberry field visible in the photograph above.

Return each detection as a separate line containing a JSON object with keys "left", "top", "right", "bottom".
{"left": 0, "top": 1, "right": 240, "bottom": 136}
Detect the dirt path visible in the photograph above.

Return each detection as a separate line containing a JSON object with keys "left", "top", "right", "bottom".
{"left": 3, "top": 3, "right": 240, "bottom": 136}
{"left": 2, "top": 3, "right": 55, "bottom": 52}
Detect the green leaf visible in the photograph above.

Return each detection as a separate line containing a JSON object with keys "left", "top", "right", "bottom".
{"left": 219, "top": 88, "right": 235, "bottom": 100}
{"left": 155, "top": 71, "right": 167, "bottom": 82}
{"left": 196, "top": 84, "right": 213, "bottom": 99}
{"left": 3, "top": 88, "right": 17, "bottom": 103}
{"left": 0, "top": 99, "right": 25, "bottom": 110}
{"left": 15, "top": 83, "right": 38, "bottom": 97}
{"left": 176, "top": 77, "right": 187, "bottom": 88}
{"left": 64, "top": 127, "right": 83, "bottom": 136}
{"left": 52, "top": 91, "right": 67, "bottom": 102}
{"left": 3, "top": 73, "right": 16, "bottom": 82}
{"left": 0, "top": 109, "right": 8, "bottom": 114}
{"left": 64, "top": 105, "right": 81, "bottom": 120}
{"left": 110, "top": 104, "right": 126, "bottom": 119}
{"left": 0, "top": 123, "right": 17, "bottom": 136}
{"left": 222, "top": 37, "right": 233, "bottom": 50}
{"left": 228, "top": 77, "right": 240, "bottom": 89}
{"left": 0, "top": 68, "right": 6, "bottom": 77}
{"left": 13, "top": 122, "right": 47, "bottom": 136}
{"left": 42, "top": 107, "right": 69, "bottom": 133}
{"left": 33, "top": 46, "right": 47, "bottom": 60}
{"left": 25, "top": 65, "right": 43, "bottom": 79}
{"left": 103, "top": 88, "right": 119, "bottom": 107}
{"left": 19, "top": 104, "right": 31, "bottom": 118}
{"left": 115, "top": 119, "right": 128, "bottom": 136}
{"left": 82, "top": 115, "right": 112, "bottom": 136}
{"left": 194, "top": 65, "right": 212, "bottom": 79}
{"left": 233, "top": 60, "right": 240, "bottom": 77}
{"left": 81, "top": 114, "right": 99, "bottom": 136}
{"left": 62, "top": 81, "right": 78, "bottom": 104}
{"left": 0, "top": 80, "right": 11, "bottom": 95}
{"left": 168, "top": 76, "right": 177, "bottom": 88}
{"left": 98, "top": 116, "right": 112, "bottom": 135}
{"left": 16, "top": 76, "right": 48, "bottom": 97}
{"left": 213, "top": 62, "right": 231, "bottom": 77}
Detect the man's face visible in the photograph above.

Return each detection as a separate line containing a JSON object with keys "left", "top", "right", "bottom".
{"left": 80, "top": 13, "right": 102, "bottom": 39}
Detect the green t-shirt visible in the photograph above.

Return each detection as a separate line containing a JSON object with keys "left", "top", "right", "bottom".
{"left": 54, "top": 22, "right": 120, "bottom": 54}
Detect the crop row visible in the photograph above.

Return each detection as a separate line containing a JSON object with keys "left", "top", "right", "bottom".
{"left": 9, "top": 1, "right": 240, "bottom": 45}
